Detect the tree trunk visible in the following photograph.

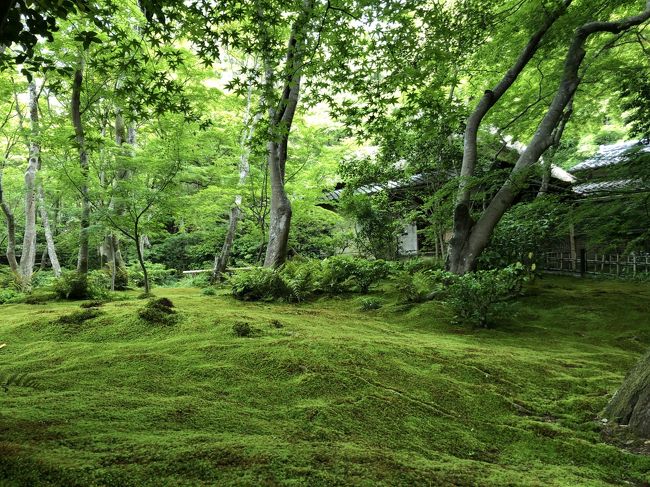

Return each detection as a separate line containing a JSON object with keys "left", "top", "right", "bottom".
{"left": 0, "top": 169, "right": 18, "bottom": 273}
{"left": 18, "top": 81, "right": 40, "bottom": 288}
{"left": 605, "top": 350, "right": 650, "bottom": 438}
{"left": 37, "top": 186, "right": 61, "bottom": 277}
{"left": 448, "top": 1, "right": 573, "bottom": 273}
{"left": 72, "top": 66, "right": 90, "bottom": 275}
{"left": 134, "top": 227, "right": 150, "bottom": 294}
{"left": 212, "top": 79, "right": 259, "bottom": 280}
{"left": 263, "top": 2, "right": 312, "bottom": 267}
{"left": 448, "top": 1, "right": 650, "bottom": 274}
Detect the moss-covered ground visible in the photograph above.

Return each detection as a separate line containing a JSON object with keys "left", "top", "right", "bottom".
{"left": 1, "top": 276, "right": 650, "bottom": 486}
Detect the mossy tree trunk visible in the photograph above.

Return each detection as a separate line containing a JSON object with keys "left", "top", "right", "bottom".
{"left": 605, "top": 351, "right": 650, "bottom": 438}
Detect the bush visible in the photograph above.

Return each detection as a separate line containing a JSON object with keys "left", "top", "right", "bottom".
{"left": 229, "top": 257, "right": 392, "bottom": 302}
{"left": 176, "top": 273, "right": 211, "bottom": 288}
{"left": 447, "top": 263, "right": 529, "bottom": 327}
{"left": 0, "top": 288, "right": 23, "bottom": 304}
{"left": 138, "top": 297, "right": 177, "bottom": 325}
{"left": 393, "top": 269, "right": 457, "bottom": 303}
{"left": 229, "top": 267, "right": 286, "bottom": 301}
{"left": 127, "top": 262, "right": 177, "bottom": 288}
{"left": 53, "top": 270, "right": 110, "bottom": 300}
{"left": 201, "top": 287, "right": 216, "bottom": 296}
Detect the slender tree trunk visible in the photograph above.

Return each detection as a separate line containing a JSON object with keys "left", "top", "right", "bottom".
{"left": 0, "top": 169, "right": 18, "bottom": 273}
{"left": 448, "top": 1, "right": 650, "bottom": 274}
{"left": 212, "top": 80, "right": 259, "bottom": 280}
{"left": 263, "top": 1, "right": 312, "bottom": 267}
{"left": 134, "top": 225, "right": 149, "bottom": 294}
{"left": 18, "top": 82, "right": 41, "bottom": 287}
{"left": 72, "top": 66, "right": 90, "bottom": 275}
{"left": 37, "top": 186, "right": 61, "bottom": 277}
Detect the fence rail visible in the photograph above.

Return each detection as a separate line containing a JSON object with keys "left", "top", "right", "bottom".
{"left": 542, "top": 251, "right": 650, "bottom": 277}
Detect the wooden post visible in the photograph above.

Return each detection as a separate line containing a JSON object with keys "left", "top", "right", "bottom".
{"left": 580, "top": 249, "right": 586, "bottom": 277}
{"left": 569, "top": 224, "right": 577, "bottom": 272}
{"left": 632, "top": 253, "right": 637, "bottom": 276}
{"left": 616, "top": 254, "right": 620, "bottom": 276}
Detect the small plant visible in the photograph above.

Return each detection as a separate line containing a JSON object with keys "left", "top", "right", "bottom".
{"left": 53, "top": 270, "right": 110, "bottom": 300}
{"left": 360, "top": 297, "right": 382, "bottom": 311}
{"left": 80, "top": 300, "right": 105, "bottom": 309}
{"left": 138, "top": 297, "right": 177, "bottom": 325}
{"left": 229, "top": 267, "right": 286, "bottom": 301}
{"left": 0, "top": 289, "right": 23, "bottom": 304}
{"left": 201, "top": 287, "right": 216, "bottom": 296}
{"left": 447, "top": 263, "right": 529, "bottom": 328}
{"left": 232, "top": 321, "right": 253, "bottom": 337}
{"left": 57, "top": 308, "right": 103, "bottom": 325}
{"left": 270, "top": 319, "right": 283, "bottom": 328}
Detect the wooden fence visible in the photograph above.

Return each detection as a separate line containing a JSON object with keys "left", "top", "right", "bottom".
{"left": 542, "top": 251, "right": 650, "bottom": 277}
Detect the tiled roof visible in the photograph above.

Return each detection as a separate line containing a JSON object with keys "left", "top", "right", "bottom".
{"left": 570, "top": 141, "right": 650, "bottom": 172}
{"left": 572, "top": 179, "right": 641, "bottom": 195}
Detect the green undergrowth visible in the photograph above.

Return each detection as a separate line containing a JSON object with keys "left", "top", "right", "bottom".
{"left": 1, "top": 276, "right": 649, "bottom": 486}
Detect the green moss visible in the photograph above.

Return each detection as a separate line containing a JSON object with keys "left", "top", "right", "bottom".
{"left": 0, "top": 277, "right": 649, "bottom": 485}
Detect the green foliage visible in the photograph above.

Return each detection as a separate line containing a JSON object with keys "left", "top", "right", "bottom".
{"left": 127, "top": 262, "right": 177, "bottom": 288}
{"left": 359, "top": 297, "right": 382, "bottom": 311}
{"left": 0, "top": 288, "right": 23, "bottom": 304}
{"left": 138, "top": 297, "right": 177, "bottom": 325}
{"left": 392, "top": 269, "right": 449, "bottom": 304}
{"left": 229, "top": 256, "right": 391, "bottom": 302}
{"left": 339, "top": 192, "right": 407, "bottom": 260}
{"left": 229, "top": 267, "right": 286, "bottom": 301}
{"left": 447, "top": 264, "right": 529, "bottom": 328}
{"left": 52, "top": 271, "right": 109, "bottom": 300}
{"left": 480, "top": 198, "right": 567, "bottom": 269}
{"left": 201, "top": 287, "right": 216, "bottom": 296}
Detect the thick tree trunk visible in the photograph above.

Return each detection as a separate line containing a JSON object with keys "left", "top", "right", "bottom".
{"left": 37, "top": 186, "right": 61, "bottom": 277}
{"left": 448, "top": 1, "right": 573, "bottom": 274}
{"left": 448, "top": 1, "right": 650, "bottom": 274}
{"left": 72, "top": 67, "right": 90, "bottom": 275}
{"left": 263, "top": 2, "right": 311, "bottom": 267}
{"left": 134, "top": 227, "right": 150, "bottom": 294}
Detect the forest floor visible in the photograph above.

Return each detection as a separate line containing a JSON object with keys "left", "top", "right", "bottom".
{"left": 1, "top": 276, "right": 650, "bottom": 486}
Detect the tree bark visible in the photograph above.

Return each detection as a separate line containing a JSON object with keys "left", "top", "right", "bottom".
{"left": 448, "top": 0, "right": 573, "bottom": 274}
{"left": 0, "top": 168, "right": 18, "bottom": 273}
{"left": 72, "top": 66, "right": 90, "bottom": 275}
{"left": 213, "top": 81, "right": 260, "bottom": 280}
{"left": 18, "top": 82, "right": 41, "bottom": 287}
{"left": 448, "top": 1, "right": 650, "bottom": 274}
{"left": 37, "top": 186, "right": 61, "bottom": 277}
{"left": 263, "top": 1, "right": 312, "bottom": 267}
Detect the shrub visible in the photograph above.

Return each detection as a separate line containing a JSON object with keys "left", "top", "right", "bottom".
{"left": 232, "top": 321, "right": 253, "bottom": 337}
{"left": 127, "top": 262, "right": 177, "bottom": 288}
{"left": 0, "top": 288, "right": 22, "bottom": 304}
{"left": 279, "top": 259, "right": 320, "bottom": 302}
{"left": 176, "top": 273, "right": 211, "bottom": 289}
{"left": 360, "top": 297, "right": 383, "bottom": 311}
{"left": 201, "top": 287, "right": 216, "bottom": 296}
{"left": 229, "top": 257, "right": 392, "bottom": 302}
{"left": 53, "top": 270, "right": 110, "bottom": 300}
{"left": 447, "top": 263, "right": 528, "bottom": 327}
{"left": 229, "top": 267, "right": 286, "bottom": 301}
{"left": 393, "top": 269, "right": 457, "bottom": 303}
{"left": 138, "top": 297, "right": 177, "bottom": 325}
{"left": 80, "top": 300, "right": 105, "bottom": 309}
